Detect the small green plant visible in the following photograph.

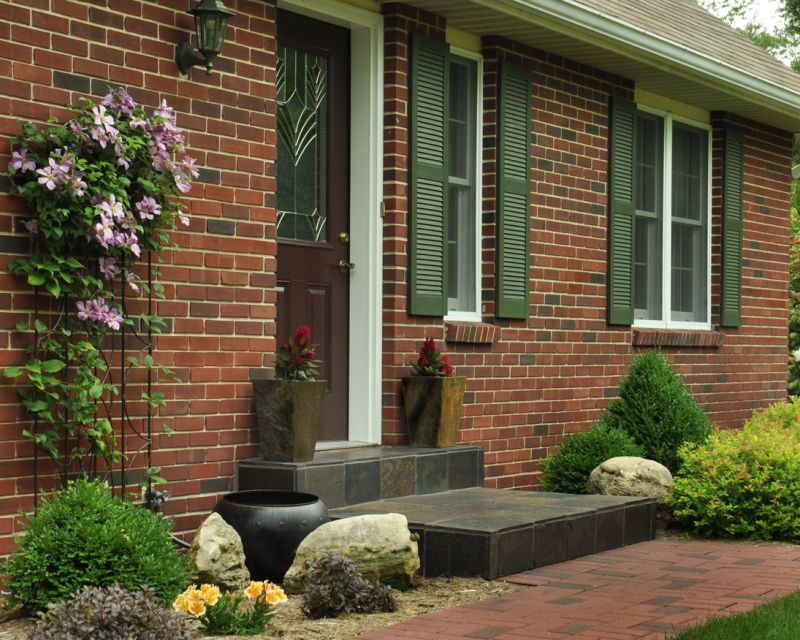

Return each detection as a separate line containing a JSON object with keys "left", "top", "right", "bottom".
{"left": 301, "top": 552, "right": 398, "bottom": 619}
{"left": 28, "top": 584, "right": 191, "bottom": 640}
{"left": 598, "top": 350, "right": 711, "bottom": 472}
{"left": 3, "top": 479, "right": 189, "bottom": 612}
{"left": 539, "top": 425, "right": 643, "bottom": 493}
{"left": 173, "top": 581, "right": 286, "bottom": 636}
{"left": 668, "top": 399, "right": 800, "bottom": 541}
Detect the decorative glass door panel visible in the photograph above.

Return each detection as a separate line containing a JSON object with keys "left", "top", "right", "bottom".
{"left": 277, "top": 46, "right": 329, "bottom": 243}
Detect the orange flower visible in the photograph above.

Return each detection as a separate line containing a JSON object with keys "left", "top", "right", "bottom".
{"left": 244, "top": 581, "right": 264, "bottom": 600}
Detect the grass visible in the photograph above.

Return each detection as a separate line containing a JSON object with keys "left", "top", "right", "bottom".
{"left": 671, "top": 589, "right": 800, "bottom": 639}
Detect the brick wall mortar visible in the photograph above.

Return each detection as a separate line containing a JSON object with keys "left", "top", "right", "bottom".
{"left": 0, "top": 0, "right": 793, "bottom": 552}
{"left": 0, "top": 0, "right": 278, "bottom": 552}
{"left": 381, "top": 6, "right": 791, "bottom": 490}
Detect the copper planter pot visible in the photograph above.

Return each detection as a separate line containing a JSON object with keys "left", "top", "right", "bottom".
{"left": 401, "top": 376, "right": 466, "bottom": 448}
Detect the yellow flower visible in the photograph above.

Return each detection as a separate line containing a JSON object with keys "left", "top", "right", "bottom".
{"left": 199, "top": 584, "right": 221, "bottom": 606}
{"left": 187, "top": 599, "right": 207, "bottom": 617}
{"left": 244, "top": 581, "right": 264, "bottom": 600}
{"left": 172, "top": 595, "right": 189, "bottom": 614}
{"left": 263, "top": 582, "right": 287, "bottom": 606}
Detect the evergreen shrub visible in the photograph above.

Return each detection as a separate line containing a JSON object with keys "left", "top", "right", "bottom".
{"left": 598, "top": 350, "right": 711, "bottom": 472}
{"left": 539, "top": 425, "right": 643, "bottom": 494}
{"left": 3, "top": 478, "right": 188, "bottom": 612}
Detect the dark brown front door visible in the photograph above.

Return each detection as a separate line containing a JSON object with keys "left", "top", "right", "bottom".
{"left": 276, "top": 11, "right": 350, "bottom": 441}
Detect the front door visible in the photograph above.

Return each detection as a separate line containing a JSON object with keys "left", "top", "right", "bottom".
{"left": 276, "top": 11, "right": 351, "bottom": 442}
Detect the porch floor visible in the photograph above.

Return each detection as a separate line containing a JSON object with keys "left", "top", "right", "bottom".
{"left": 330, "top": 487, "right": 656, "bottom": 579}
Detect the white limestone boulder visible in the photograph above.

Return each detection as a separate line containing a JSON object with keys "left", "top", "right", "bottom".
{"left": 187, "top": 512, "right": 251, "bottom": 591}
{"left": 283, "top": 513, "right": 420, "bottom": 593}
{"left": 586, "top": 456, "right": 673, "bottom": 503}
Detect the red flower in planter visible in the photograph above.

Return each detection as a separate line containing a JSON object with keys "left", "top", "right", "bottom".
{"left": 276, "top": 325, "right": 319, "bottom": 380}
{"left": 410, "top": 337, "right": 455, "bottom": 377}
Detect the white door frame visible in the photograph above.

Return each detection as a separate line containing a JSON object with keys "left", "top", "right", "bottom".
{"left": 277, "top": 0, "right": 384, "bottom": 446}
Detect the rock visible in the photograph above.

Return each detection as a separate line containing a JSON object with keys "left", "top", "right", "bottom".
{"left": 586, "top": 456, "right": 673, "bottom": 502}
{"left": 283, "top": 513, "right": 420, "bottom": 594}
{"left": 187, "top": 513, "right": 251, "bottom": 591}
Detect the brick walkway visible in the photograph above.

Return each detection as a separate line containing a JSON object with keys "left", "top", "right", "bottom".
{"left": 362, "top": 539, "right": 800, "bottom": 640}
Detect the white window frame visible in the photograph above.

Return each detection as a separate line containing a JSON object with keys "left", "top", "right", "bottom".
{"left": 445, "top": 46, "right": 483, "bottom": 322}
{"left": 633, "top": 106, "right": 712, "bottom": 331}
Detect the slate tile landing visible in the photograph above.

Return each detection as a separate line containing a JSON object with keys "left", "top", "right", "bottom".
{"left": 330, "top": 488, "right": 657, "bottom": 580}
{"left": 234, "top": 447, "right": 656, "bottom": 580}
{"left": 236, "top": 445, "right": 484, "bottom": 509}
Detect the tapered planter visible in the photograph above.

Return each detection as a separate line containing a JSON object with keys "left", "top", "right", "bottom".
{"left": 214, "top": 490, "right": 328, "bottom": 582}
{"left": 253, "top": 379, "right": 325, "bottom": 462}
{"left": 401, "top": 376, "right": 466, "bottom": 448}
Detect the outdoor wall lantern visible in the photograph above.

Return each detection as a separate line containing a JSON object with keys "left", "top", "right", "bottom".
{"left": 175, "top": 0, "right": 236, "bottom": 76}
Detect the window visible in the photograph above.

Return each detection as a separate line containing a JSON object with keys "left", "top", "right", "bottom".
{"left": 447, "top": 55, "right": 481, "bottom": 317}
{"left": 408, "top": 34, "right": 529, "bottom": 320}
{"left": 633, "top": 110, "right": 710, "bottom": 326}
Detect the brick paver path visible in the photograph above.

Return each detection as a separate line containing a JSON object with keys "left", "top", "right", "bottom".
{"left": 362, "top": 539, "right": 800, "bottom": 640}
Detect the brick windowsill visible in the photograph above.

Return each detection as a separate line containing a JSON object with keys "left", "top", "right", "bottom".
{"left": 445, "top": 322, "right": 500, "bottom": 345}
{"left": 632, "top": 328, "right": 724, "bottom": 348}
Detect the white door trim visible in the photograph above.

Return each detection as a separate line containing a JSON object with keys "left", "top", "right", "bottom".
{"left": 277, "top": 0, "right": 384, "bottom": 445}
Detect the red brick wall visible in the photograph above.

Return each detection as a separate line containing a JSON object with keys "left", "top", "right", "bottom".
{"left": 0, "top": 0, "right": 279, "bottom": 554}
{"left": 379, "top": 6, "right": 792, "bottom": 490}
{"left": 0, "top": 0, "right": 792, "bottom": 557}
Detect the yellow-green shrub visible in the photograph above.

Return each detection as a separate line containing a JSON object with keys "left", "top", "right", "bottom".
{"left": 668, "top": 400, "right": 800, "bottom": 541}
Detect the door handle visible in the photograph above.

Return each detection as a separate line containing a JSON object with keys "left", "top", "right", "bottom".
{"left": 338, "top": 259, "right": 356, "bottom": 274}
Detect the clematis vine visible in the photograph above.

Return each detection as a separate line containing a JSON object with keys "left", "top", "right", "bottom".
{"left": 6, "top": 85, "right": 196, "bottom": 329}
{"left": 4, "top": 86, "right": 196, "bottom": 475}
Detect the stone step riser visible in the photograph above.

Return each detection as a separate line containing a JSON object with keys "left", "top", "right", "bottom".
{"left": 236, "top": 445, "right": 484, "bottom": 509}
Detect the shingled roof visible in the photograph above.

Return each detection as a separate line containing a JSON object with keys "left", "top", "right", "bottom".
{"left": 397, "top": 0, "right": 800, "bottom": 131}
{"left": 577, "top": 0, "right": 800, "bottom": 96}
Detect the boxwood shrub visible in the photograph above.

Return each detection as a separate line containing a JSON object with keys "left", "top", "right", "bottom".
{"left": 598, "top": 350, "right": 711, "bottom": 472}
{"left": 668, "top": 400, "right": 800, "bottom": 542}
{"left": 3, "top": 478, "right": 189, "bottom": 612}
{"left": 539, "top": 425, "right": 643, "bottom": 494}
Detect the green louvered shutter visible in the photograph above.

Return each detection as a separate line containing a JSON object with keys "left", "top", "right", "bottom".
{"left": 496, "top": 59, "right": 531, "bottom": 319}
{"left": 408, "top": 33, "right": 449, "bottom": 316}
{"left": 721, "top": 128, "right": 744, "bottom": 327}
{"left": 607, "top": 97, "right": 636, "bottom": 325}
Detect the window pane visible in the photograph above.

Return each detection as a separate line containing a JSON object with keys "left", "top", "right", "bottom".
{"left": 634, "top": 215, "right": 662, "bottom": 320}
{"left": 672, "top": 125, "right": 707, "bottom": 223}
{"left": 634, "top": 113, "right": 663, "bottom": 320}
{"left": 447, "top": 56, "right": 478, "bottom": 314}
{"left": 449, "top": 62, "right": 468, "bottom": 180}
{"left": 276, "top": 46, "right": 328, "bottom": 243}
{"left": 635, "top": 115, "right": 662, "bottom": 215}
{"left": 670, "top": 123, "right": 708, "bottom": 322}
{"left": 671, "top": 221, "right": 707, "bottom": 322}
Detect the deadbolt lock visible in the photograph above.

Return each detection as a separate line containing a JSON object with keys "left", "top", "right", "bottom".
{"left": 338, "top": 232, "right": 350, "bottom": 244}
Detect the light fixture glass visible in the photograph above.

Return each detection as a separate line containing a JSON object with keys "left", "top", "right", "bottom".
{"left": 175, "top": 0, "right": 235, "bottom": 76}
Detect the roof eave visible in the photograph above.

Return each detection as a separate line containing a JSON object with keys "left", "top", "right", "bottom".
{"left": 474, "top": 0, "right": 800, "bottom": 131}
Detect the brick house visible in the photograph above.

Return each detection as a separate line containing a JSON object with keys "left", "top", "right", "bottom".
{"left": 0, "top": 0, "right": 797, "bottom": 552}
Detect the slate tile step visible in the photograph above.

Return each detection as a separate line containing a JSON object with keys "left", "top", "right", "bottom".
{"left": 330, "top": 487, "right": 657, "bottom": 580}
